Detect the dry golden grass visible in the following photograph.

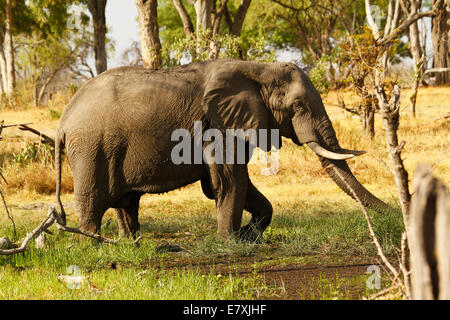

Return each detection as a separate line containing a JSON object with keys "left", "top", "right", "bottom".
{"left": 3, "top": 162, "right": 73, "bottom": 194}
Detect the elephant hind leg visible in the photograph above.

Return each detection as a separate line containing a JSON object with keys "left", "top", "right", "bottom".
{"left": 114, "top": 192, "right": 142, "bottom": 238}
{"left": 239, "top": 182, "right": 273, "bottom": 242}
{"left": 76, "top": 193, "right": 109, "bottom": 235}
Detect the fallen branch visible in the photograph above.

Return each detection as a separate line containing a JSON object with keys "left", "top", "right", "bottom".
{"left": 51, "top": 208, "right": 119, "bottom": 244}
{"left": 434, "top": 112, "right": 450, "bottom": 121}
{"left": 0, "top": 122, "right": 33, "bottom": 129}
{"left": 18, "top": 124, "right": 55, "bottom": 147}
{"left": 56, "top": 223, "right": 119, "bottom": 244}
{"left": 0, "top": 207, "right": 56, "bottom": 255}
{"left": 424, "top": 67, "right": 450, "bottom": 75}
{"left": 0, "top": 206, "right": 119, "bottom": 255}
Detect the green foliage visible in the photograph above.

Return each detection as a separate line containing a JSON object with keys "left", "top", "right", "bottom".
{"left": 309, "top": 55, "right": 331, "bottom": 95}
{"left": 158, "top": 0, "right": 276, "bottom": 66}
{"left": 0, "top": 0, "right": 70, "bottom": 38}
{"left": 338, "top": 27, "right": 381, "bottom": 90}
{"left": 246, "top": 0, "right": 368, "bottom": 65}
{"left": 12, "top": 142, "right": 54, "bottom": 166}
{"left": 27, "top": 0, "right": 71, "bottom": 39}
{"left": 158, "top": 0, "right": 195, "bottom": 45}
{"left": 48, "top": 108, "right": 62, "bottom": 120}
{"left": 162, "top": 26, "right": 275, "bottom": 67}
{"left": 0, "top": 0, "right": 36, "bottom": 36}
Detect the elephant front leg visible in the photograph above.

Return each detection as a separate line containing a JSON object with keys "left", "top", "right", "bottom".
{"left": 207, "top": 164, "right": 249, "bottom": 239}
{"left": 238, "top": 182, "right": 273, "bottom": 242}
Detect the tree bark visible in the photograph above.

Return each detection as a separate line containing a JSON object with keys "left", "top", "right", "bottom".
{"left": 0, "top": 46, "right": 7, "bottom": 100}
{"left": 88, "top": 0, "right": 108, "bottom": 75}
{"left": 431, "top": 0, "right": 449, "bottom": 85}
{"left": 376, "top": 85, "right": 411, "bottom": 225}
{"left": 36, "top": 69, "right": 60, "bottom": 107}
{"left": 230, "top": 0, "right": 252, "bottom": 36}
{"left": 405, "top": 0, "right": 424, "bottom": 117}
{"left": 136, "top": 0, "right": 162, "bottom": 69}
{"left": 361, "top": 105, "right": 375, "bottom": 138}
{"left": 173, "top": 0, "right": 195, "bottom": 37}
{"left": 194, "top": 0, "right": 214, "bottom": 31}
{"left": 410, "top": 165, "right": 450, "bottom": 299}
{"left": 4, "top": 0, "right": 15, "bottom": 100}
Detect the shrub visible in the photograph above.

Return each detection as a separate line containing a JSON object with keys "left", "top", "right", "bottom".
{"left": 3, "top": 161, "right": 73, "bottom": 195}
{"left": 12, "top": 142, "right": 54, "bottom": 167}
{"left": 309, "top": 55, "right": 331, "bottom": 95}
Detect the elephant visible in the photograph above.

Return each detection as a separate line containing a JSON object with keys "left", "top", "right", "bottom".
{"left": 55, "top": 59, "right": 390, "bottom": 240}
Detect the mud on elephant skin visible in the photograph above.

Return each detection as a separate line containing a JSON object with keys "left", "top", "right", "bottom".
{"left": 55, "top": 59, "right": 391, "bottom": 241}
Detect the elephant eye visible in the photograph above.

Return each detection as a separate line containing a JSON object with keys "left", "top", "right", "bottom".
{"left": 293, "top": 102, "right": 305, "bottom": 113}
{"left": 293, "top": 99, "right": 312, "bottom": 115}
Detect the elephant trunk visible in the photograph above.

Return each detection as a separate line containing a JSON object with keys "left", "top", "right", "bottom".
{"left": 321, "top": 158, "right": 392, "bottom": 213}
{"left": 314, "top": 119, "right": 391, "bottom": 213}
{"left": 292, "top": 102, "right": 391, "bottom": 213}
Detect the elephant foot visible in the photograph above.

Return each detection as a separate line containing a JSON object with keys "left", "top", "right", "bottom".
{"left": 78, "top": 214, "right": 102, "bottom": 236}
{"left": 115, "top": 208, "right": 140, "bottom": 239}
{"left": 79, "top": 222, "right": 101, "bottom": 236}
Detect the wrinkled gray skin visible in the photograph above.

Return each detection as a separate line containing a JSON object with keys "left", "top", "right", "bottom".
{"left": 55, "top": 59, "right": 390, "bottom": 240}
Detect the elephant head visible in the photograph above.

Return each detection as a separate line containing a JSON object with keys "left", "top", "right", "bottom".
{"left": 203, "top": 60, "right": 390, "bottom": 213}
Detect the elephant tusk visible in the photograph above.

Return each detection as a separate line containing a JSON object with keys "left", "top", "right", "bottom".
{"left": 339, "top": 148, "right": 366, "bottom": 156}
{"left": 307, "top": 142, "right": 357, "bottom": 160}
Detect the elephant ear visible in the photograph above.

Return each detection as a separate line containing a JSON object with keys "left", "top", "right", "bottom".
{"left": 203, "top": 69, "right": 271, "bottom": 134}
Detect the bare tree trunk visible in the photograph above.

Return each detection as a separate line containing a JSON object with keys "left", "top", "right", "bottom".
{"left": 136, "top": 0, "right": 162, "bottom": 69}
{"left": 172, "top": 0, "right": 252, "bottom": 60}
{"left": 431, "top": 0, "right": 449, "bottom": 85}
{"left": 4, "top": 0, "right": 15, "bottom": 101}
{"left": 194, "top": 0, "right": 214, "bottom": 31}
{"left": 410, "top": 56, "right": 424, "bottom": 117}
{"left": 88, "top": 0, "right": 108, "bottom": 75}
{"left": 0, "top": 49, "right": 6, "bottom": 103}
{"left": 402, "top": 0, "right": 424, "bottom": 117}
{"left": 0, "top": 31, "right": 7, "bottom": 101}
{"left": 376, "top": 85, "right": 411, "bottom": 225}
{"left": 410, "top": 165, "right": 450, "bottom": 299}
{"left": 230, "top": 0, "right": 252, "bottom": 36}
{"left": 362, "top": 106, "right": 375, "bottom": 138}
{"left": 36, "top": 69, "right": 60, "bottom": 107}
{"left": 173, "top": 0, "right": 195, "bottom": 37}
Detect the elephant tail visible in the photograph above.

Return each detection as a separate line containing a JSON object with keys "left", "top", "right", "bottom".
{"left": 55, "top": 130, "right": 66, "bottom": 225}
